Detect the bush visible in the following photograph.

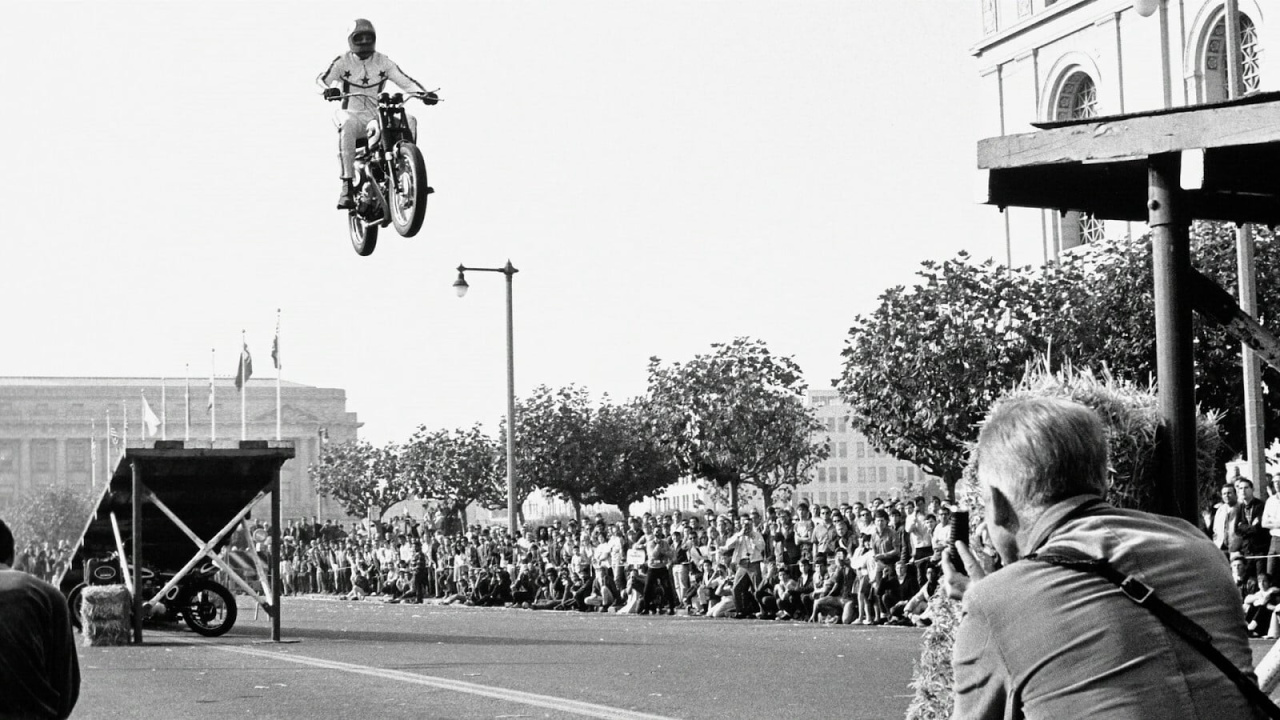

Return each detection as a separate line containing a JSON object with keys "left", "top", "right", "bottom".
{"left": 905, "top": 359, "right": 1221, "bottom": 720}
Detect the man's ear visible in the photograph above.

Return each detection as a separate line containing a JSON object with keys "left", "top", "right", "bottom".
{"left": 989, "top": 485, "right": 1020, "bottom": 535}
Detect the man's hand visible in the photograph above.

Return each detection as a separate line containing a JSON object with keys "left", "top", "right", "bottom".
{"left": 941, "top": 540, "right": 993, "bottom": 601}
{"left": 323, "top": 87, "right": 341, "bottom": 101}
{"left": 419, "top": 91, "right": 439, "bottom": 105}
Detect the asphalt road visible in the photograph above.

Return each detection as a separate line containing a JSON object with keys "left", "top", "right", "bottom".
{"left": 74, "top": 596, "right": 929, "bottom": 720}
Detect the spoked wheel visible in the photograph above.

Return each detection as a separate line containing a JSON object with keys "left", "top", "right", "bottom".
{"left": 66, "top": 583, "right": 86, "bottom": 631}
{"left": 348, "top": 212, "right": 378, "bottom": 256}
{"left": 180, "top": 580, "right": 238, "bottom": 637}
{"left": 389, "top": 142, "right": 428, "bottom": 237}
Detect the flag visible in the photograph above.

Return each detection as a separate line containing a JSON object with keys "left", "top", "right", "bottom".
{"left": 235, "top": 342, "right": 253, "bottom": 391}
{"left": 271, "top": 313, "right": 281, "bottom": 370}
{"left": 142, "top": 392, "right": 161, "bottom": 438}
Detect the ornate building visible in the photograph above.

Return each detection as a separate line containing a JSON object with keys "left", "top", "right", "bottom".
{"left": 973, "top": 0, "right": 1271, "bottom": 265}
{"left": 0, "top": 377, "right": 360, "bottom": 521}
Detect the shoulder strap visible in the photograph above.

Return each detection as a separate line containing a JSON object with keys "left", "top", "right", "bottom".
{"left": 1026, "top": 550, "right": 1280, "bottom": 719}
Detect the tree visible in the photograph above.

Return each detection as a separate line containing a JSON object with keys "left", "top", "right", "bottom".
{"left": 835, "top": 253, "right": 1039, "bottom": 497}
{"left": 743, "top": 393, "right": 829, "bottom": 509}
{"left": 508, "top": 385, "right": 596, "bottom": 524}
{"left": 648, "top": 337, "right": 828, "bottom": 516}
{"left": 836, "top": 223, "right": 1280, "bottom": 498}
{"left": 402, "top": 424, "right": 504, "bottom": 531}
{"left": 309, "top": 440, "right": 407, "bottom": 520}
{"left": 7, "top": 484, "right": 98, "bottom": 567}
{"left": 584, "top": 397, "right": 682, "bottom": 521}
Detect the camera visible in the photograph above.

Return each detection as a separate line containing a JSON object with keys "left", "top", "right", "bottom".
{"left": 949, "top": 510, "right": 970, "bottom": 576}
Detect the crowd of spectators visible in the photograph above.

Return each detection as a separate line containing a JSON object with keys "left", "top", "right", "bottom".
{"left": 21, "top": 468, "right": 1280, "bottom": 639}
{"left": 264, "top": 495, "right": 953, "bottom": 626}
{"left": 1208, "top": 471, "right": 1280, "bottom": 639}
{"left": 11, "top": 539, "right": 72, "bottom": 585}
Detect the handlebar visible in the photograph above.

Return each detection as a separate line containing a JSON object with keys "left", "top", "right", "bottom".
{"left": 324, "top": 90, "right": 440, "bottom": 106}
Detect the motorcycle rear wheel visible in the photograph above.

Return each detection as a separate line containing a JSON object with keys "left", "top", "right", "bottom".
{"left": 348, "top": 213, "right": 378, "bottom": 256}
{"left": 390, "top": 142, "right": 428, "bottom": 238}
{"left": 180, "top": 579, "right": 238, "bottom": 637}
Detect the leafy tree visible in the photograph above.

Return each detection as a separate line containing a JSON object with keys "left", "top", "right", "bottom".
{"left": 743, "top": 393, "right": 829, "bottom": 509}
{"left": 648, "top": 337, "right": 828, "bottom": 516}
{"left": 7, "top": 484, "right": 98, "bottom": 569}
{"left": 402, "top": 424, "right": 504, "bottom": 530}
{"left": 836, "top": 223, "right": 1279, "bottom": 498}
{"left": 836, "top": 254, "right": 1040, "bottom": 496}
{"left": 309, "top": 440, "right": 406, "bottom": 520}
{"left": 508, "top": 385, "right": 596, "bottom": 524}
{"left": 584, "top": 397, "right": 683, "bottom": 521}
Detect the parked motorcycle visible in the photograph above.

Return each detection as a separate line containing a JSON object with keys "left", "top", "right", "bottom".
{"left": 64, "top": 556, "right": 238, "bottom": 637}
{"left": 326, "top": 90, "right": 437, "bottom": 256}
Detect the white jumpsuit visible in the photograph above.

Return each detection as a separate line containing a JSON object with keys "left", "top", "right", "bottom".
{"left": 317, "top": 51, "right": 426, "bottom": 178}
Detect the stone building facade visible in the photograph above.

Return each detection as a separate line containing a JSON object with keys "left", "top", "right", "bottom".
{"left": 0, "top": 377, "right": 360, "bottom": 521}
{"left": 973, "top": 0, "right": 1272, "bottom": 265}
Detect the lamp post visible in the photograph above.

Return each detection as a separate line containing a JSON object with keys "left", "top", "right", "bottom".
{"left": 453, "top": 260, "right": 519, "bottom": 539}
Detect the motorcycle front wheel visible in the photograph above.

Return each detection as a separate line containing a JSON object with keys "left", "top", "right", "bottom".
{"left": 348, "top": 212, "right": 378, "bottom": 256}
{"left": 180, "top": 579, "right": 238, "bottom": 637}
{"left": 390, "top": 142, "right": 428, "bottom": 238}
{"left": 66, "top": 583, "right": 85, "bottom": 631}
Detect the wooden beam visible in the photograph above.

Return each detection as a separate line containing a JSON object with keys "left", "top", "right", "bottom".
{"left": 108, "top": 512, "right": 133, "bottom": 594}
{"left": 142, "top": 489, "right": 266, "bottom": 606}
{"left": 147, "top": 492, "right": 269, "bottom": 608}
{"left": 978, "top": 99, "right": 1280, "bottom": 170}
{"left": 983, "top": 165, "right": 1280, "bottom": 224}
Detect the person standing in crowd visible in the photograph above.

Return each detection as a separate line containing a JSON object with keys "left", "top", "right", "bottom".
{"left": 793, "top": 503, "right": 815, "bottom": 562}
{"left": 905, "top": 497, "right": 933, "bottom": 592}
{"left": 1235, "top": 477, "right": 1267, "bottom": 579}
{"left": 943, "top": 396, "right": 1261, "bottom": 719}
{"left": 1211, "top": 483, "right": 1241, "bottom": 556}
{"left": 811, "top": 507, "right": 835, "bottom": 566}
{"left": 1262, "top": 474, "right": 1280, "bottom": 580}
{"left": 0, "top": 518, "right": 80, "bottom": 720}
{"left": 641, "top": 527, "right": 675, "bottom": 615}
{"left": 722, "top": 515, "right": 764, "bottom": 618}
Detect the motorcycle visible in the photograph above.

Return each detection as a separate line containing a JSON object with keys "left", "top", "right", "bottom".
{"left": 64, "top": 556, "right": 238, "bottom": 637}
{"left": 327, "top": 90, "right": 437, "bottom": 256}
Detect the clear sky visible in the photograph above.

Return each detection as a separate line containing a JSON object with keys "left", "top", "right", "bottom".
{"left": 1, "top": 1, "right": 1005, "bottom": 444}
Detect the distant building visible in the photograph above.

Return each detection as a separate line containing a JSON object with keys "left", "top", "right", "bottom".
{"left": 972, "top": 0, "right": 1271, "bottom": 265}
{"left": 0, "top": 377, "right": 360, "bottom": 521}
{"left": 793, "top": 389, "right": 942, "bottom": 508}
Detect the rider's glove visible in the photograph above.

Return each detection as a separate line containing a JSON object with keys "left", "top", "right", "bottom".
{"left": 323, "top": 87, "right": 341, "bottom": 101}
{"left": 422, "top": 91, "right": 439, "bottom": 106}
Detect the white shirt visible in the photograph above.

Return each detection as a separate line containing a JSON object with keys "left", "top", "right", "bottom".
{"left": 1263, "top": 496, "right": 1280, "bottom": 538}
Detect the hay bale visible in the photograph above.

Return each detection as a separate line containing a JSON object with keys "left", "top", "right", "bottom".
{"left": 81, "top": 585, "right": 132, "bottom": 646}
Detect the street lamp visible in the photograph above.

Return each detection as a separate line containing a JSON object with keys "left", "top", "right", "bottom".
{"left": 453, "top": 261, "right": 519, "bottom": 539}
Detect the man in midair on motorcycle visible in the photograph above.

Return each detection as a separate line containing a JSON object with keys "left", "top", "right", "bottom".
{"left": 317, "top": 19, "right": 437, "bottom": 210}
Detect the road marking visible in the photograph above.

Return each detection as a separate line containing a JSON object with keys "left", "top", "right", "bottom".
{"left": 211, "top": 645, "right": 679, "bottom": 720}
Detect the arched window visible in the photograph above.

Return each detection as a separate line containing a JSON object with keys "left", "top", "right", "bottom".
{"left": 1202, "top": 12, "right": 1261, "bottom": 103}
{"left": 1054, "top": 72, "right": 1103, "bottom": 249}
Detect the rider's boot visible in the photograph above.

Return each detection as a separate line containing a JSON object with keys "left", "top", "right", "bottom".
{"left": 337, "top": 179, "right": 355, "bottom": 210}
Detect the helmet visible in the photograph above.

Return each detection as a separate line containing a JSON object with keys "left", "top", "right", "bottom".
{"left": 348, "top": 18, "right": 376, "bottom": 59}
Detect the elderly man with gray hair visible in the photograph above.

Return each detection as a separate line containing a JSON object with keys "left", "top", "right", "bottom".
{"left": 942, "top": 396, "right": 1268, "bottom": 719}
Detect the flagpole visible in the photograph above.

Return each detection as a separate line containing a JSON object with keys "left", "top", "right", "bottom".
{"left": 161, "top": 377, "right": 167, "bottom": 441}
{"left": 275, "top": 309, "right": 282, "bottom": 441}
{"left": 106, "top": 408, "right": 112, "bottom": 469}
{"left": 211, "top": 348, "right": 217, "bottom": 444}
{"left": 91, "top": 418, "right": 98, "bottom": 487}
{"left": 241, "top": 329, "right": 247, "bottom": 442}
{"left": 122, "top": 400, "right": 128, "bottom": 460}
{"left": 184, "top": 364, "right": 191, "bottom": 442}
